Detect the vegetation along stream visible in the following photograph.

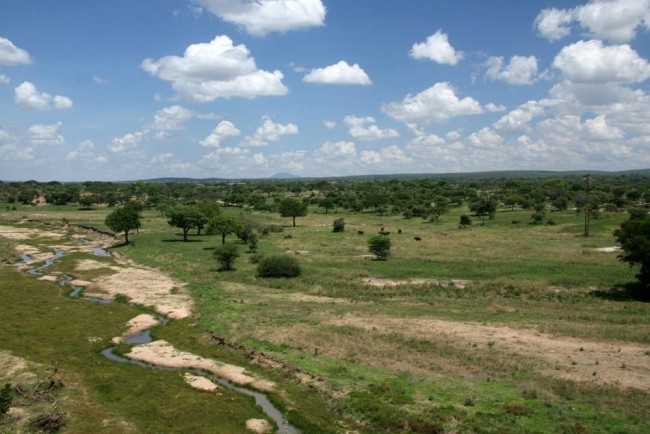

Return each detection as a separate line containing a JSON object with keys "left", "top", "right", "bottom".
{"left": 19, "top": 245, "right": 299, "bottom": 434}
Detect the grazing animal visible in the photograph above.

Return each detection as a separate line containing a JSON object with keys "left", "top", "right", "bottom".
{"left": 398, "top": 229, "right": 402, "bottom": 234}
{"left": 357, "top": 230, "right": 364, "bottom": 235}
{"left": 284, "top": 234, "right": 293, "bottom": 239}
{"left": 380, "top": 231, "right": 391, "bottom": 236}
{"left": 414, "top": 236, "right": 422, "bottom": 241}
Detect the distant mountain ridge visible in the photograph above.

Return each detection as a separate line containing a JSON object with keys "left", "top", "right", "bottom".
{"left": 116, "top": 168, "right": 650, "bottom": 184}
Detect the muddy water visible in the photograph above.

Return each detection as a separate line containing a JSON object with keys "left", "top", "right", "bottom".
{"left": 20, "top": 246, "right": 300, "bottom": 433}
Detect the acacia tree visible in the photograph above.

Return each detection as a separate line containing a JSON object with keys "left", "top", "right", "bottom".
{"left": 614, "top": 213, "right": 650, "bottom": 295}
{"left": 279, "top": 198, "right": 307, "bottom": 227}
{"left": 105, "top": 206, "right": 141, "bottom": 244}
{"left": 167, "top": 205, "right": 204, "bottom": 242}
{"left": 368, "top": 235, "right": 391, "bottom": 261}
{"left": 207, "top": 215, "right": 242, "bottom": 244}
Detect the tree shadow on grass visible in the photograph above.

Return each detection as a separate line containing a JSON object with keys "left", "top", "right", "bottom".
{"left": 590, "top": 282, "right": 649, "bottom": 302}
{"left": 161, "top": 239, "right": 204, "bottom": 243}
{"left": 203, "top": 246, "right": 216, "bottom": 251}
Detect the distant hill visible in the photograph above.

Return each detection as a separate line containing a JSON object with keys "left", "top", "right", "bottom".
{"left": 111, "top": 169, "right": 650, "bottom": 185}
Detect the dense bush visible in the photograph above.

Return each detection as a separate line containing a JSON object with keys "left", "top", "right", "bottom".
{"left": 214, "top": 244, "right": 239, "bottom": 271}
{"left": 257, "top": 254, "right": 301, "bottom": 278}
{"left": 0, "top": 383, "right": 12, "bottom": 416}
{"left": 333, "top": 218, "right": 345, "bottom": 232}
{"left": 368, "top": 235, "right": 391, "bottom": 261}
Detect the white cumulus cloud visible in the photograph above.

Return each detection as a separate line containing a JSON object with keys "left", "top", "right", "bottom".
{"left": 0, "top": 75, "right": 9, "bottom": 84}
{"left": 196, "top": 0, "right": 326, "bottom": 36}
{"left": 150, "top": 105, "right": 196, "bottom": 131}
{"left": 382, "top": 82, "right": 484, "bottom": 124}
{"left": 141, "top": 35, "right": 288, "bottom": 102}
{"left": 14, "top": 82, "right": 73, "bottom": 110}
{"left": 344, "top": 116, "right": 399, "bottom": 140}
{"left": 553, "top": 40, "right": 650, "bottom": 83}
{"left": 200, "top": 121, "right": 241, "bottom": 147}
{"left": 303, "top": 60, "right": 371, "bottom": 85}
{"left": 494, "top": 101, "right": 546, "bottom": 133}
{"left": 108, "top": 131, "right": 147, "bottom": 153}
{"left": 243, "top": 115, "right": 299, "bottom": 147}
{"left": 484, "top": 55, "right": 538, "bottom": 85}
{"left": 27, "top": 122, "right": 65, "bottom": 146}
{"left": 536, "top": 0, "right": 650, "bottom": 43}
{"left": 0, "top": 37, "right": 31, "bottom": 66}
{"left": 409, "top": 30, "right": 464, "bottom": 65}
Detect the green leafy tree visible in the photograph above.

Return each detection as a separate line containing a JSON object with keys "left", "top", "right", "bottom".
{"left": 368, "top": 235, "right": 391, "bottom": 261}
{"left": 207, "top": 215, "right": 242, "bottom": 244}
{"left": 614, "top": 215, "right": 650, "bottom": 295}
{"left": 279, "top": 198, "right": 307, "bottom": 227}
{"left": 105, "top": 206, "right": 141, "bottom": 244}
{"left": 247, "top": 232, "right": 258, "bottom": 253}
{"left": 166, "top": 205, "right": 204, "bottom": 242}
{"left": 214, "top": 244, "right": 239, "bottom": 271}
{"left": 79, "top": 196, "right": 95, "bottom": 209}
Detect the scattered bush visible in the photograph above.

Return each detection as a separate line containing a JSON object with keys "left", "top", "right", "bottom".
{"left": 214, "top": 244, "right": 239, "bottom": 271}
{"left": 249, "top": 252, "right": 265, "bottom": 264}
{"left": 0, "top": 383, "right": 12, "bottom": 417}
{"left": 459, "top": 214, "right": 472, "bottom": 228}
{"left": 333, "top": 218, "right": 345, "bottom": 232}
{"left": 368, "top": 235, "right": 391, "bottom": 260}
{"left": 247, "top": 233, "right": 258, "bottom": 252}
{"left": 257, "top": 254, "right": 301, "bottom": 278}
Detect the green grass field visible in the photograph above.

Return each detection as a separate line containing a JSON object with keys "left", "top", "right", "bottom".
{"left": 1, "top": 202, "right": 649, "bottom": 433}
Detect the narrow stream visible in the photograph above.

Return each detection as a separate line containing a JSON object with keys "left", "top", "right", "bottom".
{"left": 20, "top": 245, "right": 299, "bottom": 433}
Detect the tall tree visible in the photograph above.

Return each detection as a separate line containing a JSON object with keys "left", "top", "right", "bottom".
{"left": 105, "top": 206, "right": 141, "bottom": 244}
{"left": 279, "top": 198, "right": 307, "bottom": 227}
{"left": 166, "top": 205, "right": 204, "bottom": 242}
{"left": 207, "top": 215, "right": 242, "bottom": 244}
{"left": 614, "top": 213, "right": 650, "bottom": 296}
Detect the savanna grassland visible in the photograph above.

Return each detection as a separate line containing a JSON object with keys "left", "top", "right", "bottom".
{"left": 1, "top": 174, "right": 650, "bottom": 433}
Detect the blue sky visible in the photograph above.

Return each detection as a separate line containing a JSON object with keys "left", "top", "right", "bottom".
{"left": 1, "top": 0, "right": 649, "bottom": 181}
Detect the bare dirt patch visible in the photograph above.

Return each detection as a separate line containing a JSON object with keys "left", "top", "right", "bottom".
{"left": 593, "top": 246, "right": 621, "bottom": 253}
{"left": 330, "top": 315, "right": 650, "bottom": 390}
{"left": 89, "top": 263, "right": 193, "bottom": 320}
{"left": 125, "top": 340, "right": 274, "bottom": 392}
{"left": 362, "top": 277, "right": 473, "bottom": 289}
{"left": 246, "top": 418, "right": 272, "bottom": 433}
{"left": 183, "top": 373, "right": 220, "bottom": 392}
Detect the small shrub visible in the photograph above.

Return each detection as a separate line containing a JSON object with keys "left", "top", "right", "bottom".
{"left": 333, "top": 218, "right": 345, "bottom": 232}
{"left": 459, "top": 214, "right": 472, "bottom": 228}
{"left": 368, "top": 235, "right": 391, "bottom": 260}
{"left": 504, "top": 402, "right": 527, "bottom": 416}
{"left": 0, "top": 383, "right": 12, "bottom": 416}
{"left": 214, "top": 244, "right": 239, "bottom": 271}
{"left": 249, "top": 252, "right": 265, "bottom": 264}
{"left": 531, "top": 211, "right": 545, "bottom": 224}
{"left": 257, "top": 255, "right": 301, "bottom": 278}
{"left": 247, "top": 233, "right": 258, "bottom": 252}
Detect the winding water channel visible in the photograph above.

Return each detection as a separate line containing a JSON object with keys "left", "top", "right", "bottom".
{"left": 19, "top": 245, "right": 299, "bottom": 434}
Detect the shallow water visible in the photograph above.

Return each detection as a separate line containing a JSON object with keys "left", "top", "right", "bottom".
{"left": 20, "top": 245, "right": 299, "bottom": 433}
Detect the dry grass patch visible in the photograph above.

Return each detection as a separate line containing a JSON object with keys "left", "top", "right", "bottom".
{"left": 330, "top": 315, "right": 650, "bottom": 390}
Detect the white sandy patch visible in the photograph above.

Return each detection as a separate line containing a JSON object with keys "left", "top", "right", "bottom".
{"left": 69, "top": 279, "right": 93, "bottom": 287}
{"left": 246, "top": 419, "right": 272, "bottom": 433}
{"left": 362, "top": 277, "right": 473, "bottom": 289}
{"left": 184, "top": 373, "right": 219, "bottom": 392}
{"left": 0, "top": 225, "right": 37, "bottom": 240}
{"left": 91, "top": 265, "right": 193, "bottom": 320}
{"left": 126, "top": 340, "right": 274, "bottom": 391}
{"left": 112, "top": 314, "right": 161, "bottom": 344}
{"left": 14, "top": 244, "right": 40, "bottom": 256}
{"left": 594, "top": 246, "right": 621, "bottom": 253}
{"left": 38, "top": 275, "right": 59, "bottom": 283}
{"left": 75, "top": 259, "right": 115, "bottom": 271}
{"left": 331, "top": 315, "right": 650, "bottom": 390}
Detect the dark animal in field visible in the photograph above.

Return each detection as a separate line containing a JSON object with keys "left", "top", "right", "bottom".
{"left": 398, "top": 229, "right": 402, "bottom": 234}
{"left": 284, "top": 234, "right": 293, "bottom": 239}
{"left": 357, "top": 230, "right": 364, "bottom": 235}
{"left": 380, "top": 231, "right": 390, "bottom": 236}
{"left": 414, "top": 236, "right": 422, "bottom": 241}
